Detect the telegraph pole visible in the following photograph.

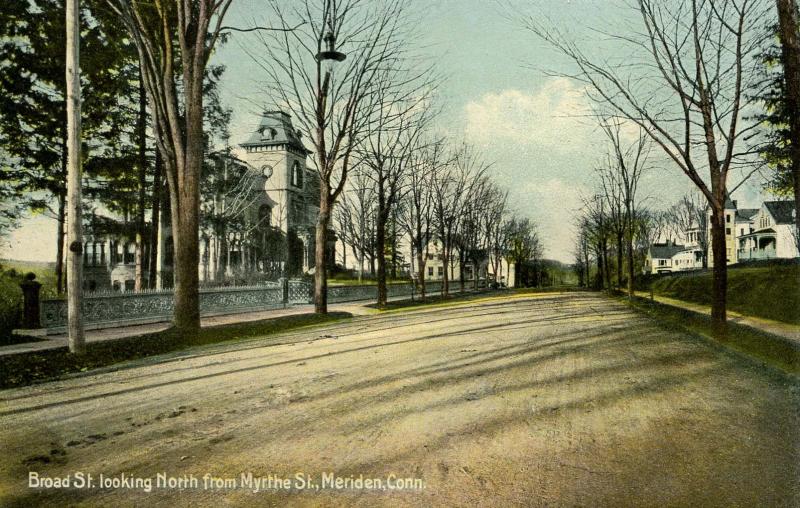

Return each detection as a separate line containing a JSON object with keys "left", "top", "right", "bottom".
{"left": 66, "top": 0, "right": 85, "bottom": 353}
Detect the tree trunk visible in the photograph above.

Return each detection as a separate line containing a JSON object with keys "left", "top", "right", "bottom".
{"left": 55, "top": 193, "right": 66, "bottom": 294}
{"left": 776, "top": 0, "right": 800, "bottom": 250}
{"left": 134, "top": 70, "right": 147, "bottom": 291}
{"left": 315, "top": 190, "right": 330, "bottom": 314}
{"left": 169, "top": 168, "right": 200, "bottom": 334}
{"left": 376, "top": 211, "right": 387, "bottom": 308}
{"left": 616, "top": 231, "right": 623, "bottom": 290}
{"left": 442, "top": 249, "right": 450, "bottom": 296}
{"left": 710, "top": 207, "right": 728, "bottom": 338}
{"left": 602, "top": 238, "right": 611, "bottom": 291}
{"left": 596, "top": 244, "right": 604, "bottom": 290}
{"left": 583, "top": 244, "right": 590, "bottom": 289}
{"left": 147, "top": 150, "right": 162, "bottom": 289}
{"left": 416, "top": 242, "right": 426, "bottom": 301}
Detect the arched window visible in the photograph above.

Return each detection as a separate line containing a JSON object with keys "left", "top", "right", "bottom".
{"left": 291, "top": 161, "right": 303, "bottom": 188}
{"left": 258, "top": 204, "right": 271, "bottom": 227}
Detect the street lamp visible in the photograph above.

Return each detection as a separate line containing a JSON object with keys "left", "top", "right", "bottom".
{"left": 316, "top": 30, "right": 346, "bottom": 98}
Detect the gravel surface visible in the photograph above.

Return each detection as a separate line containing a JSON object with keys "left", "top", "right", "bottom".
{"left": 1, "top": 291, "right": 798, "bottom": 507}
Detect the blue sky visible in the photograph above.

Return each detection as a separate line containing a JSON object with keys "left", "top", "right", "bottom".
{"left": 1, "top": 0, "right": 768, "bottom": 263}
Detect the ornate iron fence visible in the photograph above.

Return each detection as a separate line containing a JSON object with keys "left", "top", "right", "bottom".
{"left": 40, "top": 283, "right": 284, "bottom": 330}
{"left": 36, "top": 278, "right": 489, "bottom": 331}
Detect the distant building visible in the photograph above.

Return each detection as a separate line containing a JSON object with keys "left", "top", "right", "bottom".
{"left": 644, "top": 242, "right": 693, "bottom": 274}
{"left": 420, "top": 240, "right": 516, "bottom": 287}
{"left": 646, "top": 197, "right": 798, "bottom": 274}
{"left": 81, "top": 215, "right": 153, "bottom": 292}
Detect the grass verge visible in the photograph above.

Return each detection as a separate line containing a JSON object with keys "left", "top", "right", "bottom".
{"left": 0, "top": 312, "right": 351, "bottom": 389}
{"left": 622, "top": 295, "right": 799, "bottom": 375}
{"left": 651, "top": 265, "right": 800, "bottom": 325}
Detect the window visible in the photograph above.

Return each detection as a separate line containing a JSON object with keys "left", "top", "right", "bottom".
{"left": 726, "top": 214, "right": 731, "bottom": 223}
{"left": 428, "top": 266, "right": 433, "bottom": 277}
{"left": 726, "top": 228, "right": 731, "bottom": 235}
{"left": 438, "top": 266, "right": 444, "bottom": 276}
{"left": 291, "top": 161, "right": 303, "bottom": 188}
{"left": 258, "top": 204, "right": 271, "bottom": 227}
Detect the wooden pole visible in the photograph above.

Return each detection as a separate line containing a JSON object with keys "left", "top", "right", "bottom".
{"left": 66, "top": 0, "right": 85, "bottom": 353}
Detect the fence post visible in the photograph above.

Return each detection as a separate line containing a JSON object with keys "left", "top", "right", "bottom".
{"left": 279, "top": 277, "right": 288, "bottom": 307}
{"left": 20, "top": 272, "right": 42, "bottom": 329}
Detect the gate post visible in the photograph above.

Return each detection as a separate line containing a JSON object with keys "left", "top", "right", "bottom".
{"left": 20, "top": 272, "right": 42, "bottom": 329}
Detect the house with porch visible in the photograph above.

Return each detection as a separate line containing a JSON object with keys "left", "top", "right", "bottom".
{"left": 736, "top": 201, "right": 799, "bottom": 261}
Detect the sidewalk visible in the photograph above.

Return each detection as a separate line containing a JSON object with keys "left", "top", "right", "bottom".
{"left": 1, "top": 299, "right": 388, "bottom": 357}
{"left": 633, "top": 291, "right": 800, "bottom": 343}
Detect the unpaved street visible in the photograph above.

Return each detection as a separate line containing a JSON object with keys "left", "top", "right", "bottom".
{"left": 1, "top": 292, "right": 798, "bottom": 507}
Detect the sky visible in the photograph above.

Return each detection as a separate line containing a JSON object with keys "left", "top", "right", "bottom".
{"left": 0, "top": 0, "right": 770, "bottom": 264}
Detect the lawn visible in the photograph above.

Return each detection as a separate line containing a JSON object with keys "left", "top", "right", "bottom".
{"left": 651, "top": 264, "right": 800, "bottom": 325}
{"left": 0, "top": 312, "right": 352, "bottom": 388}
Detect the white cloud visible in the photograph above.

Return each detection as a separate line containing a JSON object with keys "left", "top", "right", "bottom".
{"left": 463, "top": 78, "right": 594, "bottom": 152}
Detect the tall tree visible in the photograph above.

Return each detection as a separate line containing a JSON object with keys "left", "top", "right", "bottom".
{"left": 599, "top": 117, "right": 651, "bottom": 299}
{"left": 106, "top": 0, "right": 232, "bottom": 334}
{"left": 357, "top": 88, "right": 433, "bottom": 307}
{"left": 0, "top": 0, "right": 138, "bottom": 292}
{"left": 251, "top": 0, "right": 415, "bottom": 313}
{"left": 525, "top": 0, "right": 769, "bottom": 336}
{"left": 775, "top": 0, "right": 800, "bottom": 245}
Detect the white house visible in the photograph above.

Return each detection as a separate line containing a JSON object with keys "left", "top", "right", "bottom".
{"left": 419, "top": 240, "right": 516, "bottom": 287}
{"left": 706, "top": 197, "right": 759, "bottom": 266}
{"left": 644, "top": 242, "right": 691, "bottom": 274}
{"left": 647, "top": 197, "right": 797, "bottom": 274}
{"left": 736, "top": 201, "right": 799, "bottom": 261}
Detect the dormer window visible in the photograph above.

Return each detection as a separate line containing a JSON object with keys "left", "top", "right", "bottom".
{"left": 291, "top": 161, "right": 303, "bottom": 188}
{"left": 259, "top": 127, "right": 277, "bottom": 141}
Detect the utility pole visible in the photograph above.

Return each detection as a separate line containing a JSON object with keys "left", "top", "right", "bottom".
{"left": 66, "top": 0, "right": 85, "bottom": 353}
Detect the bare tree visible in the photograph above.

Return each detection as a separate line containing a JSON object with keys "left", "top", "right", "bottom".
{"left": 599, "top": 118, "right": 651, "bottom": 298}
{"left": 106, "top": 0, "right": 232, "bottom": 334}
{"left": 504, "top": 217, "right": 541, "bottom": 288}
{"left": 249, "top": 0, "right": 415, "bottom": 313}
{"left": 666, "top": 190, "right": 710, "bottom": 266}
{"left": 775, "top": 0, "right": 800, "bottom": 245}
{"left": 430, "top": 144, "right": 486, "bottom": 296}
{"left": 400, "top": 139, "right": 444, "bottom": 300}
{"left": 356, "top": 81, "right": 435, "bottom": 306}
{"left": 337, "top": 167, "right": 377, "bottom": 281}
{"left": 524, "top": 0, "right": 769, "bottom": 335}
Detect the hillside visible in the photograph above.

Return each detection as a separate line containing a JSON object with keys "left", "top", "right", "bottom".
{"left": 651, "top": 264, "right": 800, "bottom": 325}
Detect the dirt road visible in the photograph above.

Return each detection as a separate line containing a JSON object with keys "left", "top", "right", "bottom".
{"left": 1, "top": 292, "right": 798, "bottom": 507}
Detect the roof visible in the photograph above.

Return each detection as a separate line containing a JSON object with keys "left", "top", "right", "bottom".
{"left": 240, "top": 110, "right": 309, "bottom": 154}
{"left": 649, "top": 243, "right": 685, "bottom": 259}
{"left": 764, "top": 201, "right": 796, "bottom": 225}
{"left": 724, "top": 194, "right": 736, "bottom": 209}
{"left": 735, "top": 208, "right": 759, "bottom": 221}
{"left": 85, "top": 215, "right": 151, "bottom": 237}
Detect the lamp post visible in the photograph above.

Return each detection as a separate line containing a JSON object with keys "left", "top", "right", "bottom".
{"left": 316, "top": 30, "right": 346, "bottom": 97}
{"left": 312, "top": 28, "right": 346, "bottom": 314}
